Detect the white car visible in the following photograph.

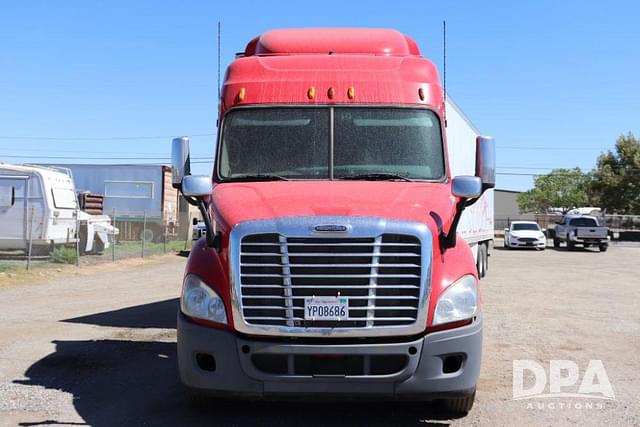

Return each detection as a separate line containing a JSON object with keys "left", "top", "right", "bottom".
{"left": 504, "top": 221, "right": 546, "bottom": 250}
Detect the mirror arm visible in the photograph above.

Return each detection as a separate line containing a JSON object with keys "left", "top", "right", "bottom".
{"left": 443, "top": 198, "right": 470, "bottom": 250}
{"left": 463, "top": 196, "right": 480, "bottom": 208}
{"left": 184, "top": 195, "right": 221, "bottom": 252}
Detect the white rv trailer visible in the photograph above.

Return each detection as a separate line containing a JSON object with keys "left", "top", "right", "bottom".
{"left": 0, "top": 163, "right": 117, "bottom": 254}
{"left": 445, "top": 98, "right": 495, "bottom": 278}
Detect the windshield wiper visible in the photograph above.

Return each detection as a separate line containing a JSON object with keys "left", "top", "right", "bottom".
{"left": 339, "top": 173, "right": 413, "bottom": 182}
{"left": 221, "top": 174, "right": 289, "bottom": 183}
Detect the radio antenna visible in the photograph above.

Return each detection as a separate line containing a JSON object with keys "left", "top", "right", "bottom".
{"left": 443, "top": 20, "right": 447, "bottom": 127}
{"left": 217, "top": 21, "right": 221, "bottom": 102}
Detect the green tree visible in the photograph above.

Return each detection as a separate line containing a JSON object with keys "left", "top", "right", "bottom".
{"left": 590, "top": 133, "right": 640, "bottom": 214}
{"left": 517, "top": 168, "right": 591, "bottom": 213}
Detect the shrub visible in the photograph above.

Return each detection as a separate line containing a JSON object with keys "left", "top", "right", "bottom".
{"left": 49, "top": 247, "right": 77, "bottom": 264}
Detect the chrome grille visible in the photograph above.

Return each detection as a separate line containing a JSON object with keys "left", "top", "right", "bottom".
{"left": 239, "top": 233, "right": 421, "bottom": 328}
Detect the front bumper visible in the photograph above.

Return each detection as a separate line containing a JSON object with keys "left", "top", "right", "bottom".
{"left": 177, "top": 314, "right": 482, "bottom": 400}
{"left": 510, "top": 239, "right": 546, "bottom": 248}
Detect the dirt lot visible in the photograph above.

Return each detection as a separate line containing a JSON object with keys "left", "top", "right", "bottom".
{"left": 0, "top": 243, "right": 638, "bottom": 426}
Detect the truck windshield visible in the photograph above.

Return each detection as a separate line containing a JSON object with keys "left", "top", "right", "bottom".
{"left": 218, "top": 107, "right": 444, "bottom": 181}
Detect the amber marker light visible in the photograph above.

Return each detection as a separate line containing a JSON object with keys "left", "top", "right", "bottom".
{"left": 418, "top": 87, "right": 425, "bottom": 101}
{"left": 327, "top": 87, "right": 335, "bottom": 99}
{"left": 347, "top": 86, "right": 355, "bottom": 100}
{"left": 307, "top": 86, "right": 316, "bottom": 100}
{"left": 236, "top": 87, "right": 246, "bottom": 103}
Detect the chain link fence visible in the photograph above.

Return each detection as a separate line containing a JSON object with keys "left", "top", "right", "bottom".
{"left": 496, "top": 213, "right": 640, "bottom": 240}
{"left": 0, "top": 208, "right": 195, "bottom": 271}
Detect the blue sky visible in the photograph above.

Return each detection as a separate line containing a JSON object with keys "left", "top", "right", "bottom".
{"left": 1, "top": 0, "right": 639, "bottom": 190}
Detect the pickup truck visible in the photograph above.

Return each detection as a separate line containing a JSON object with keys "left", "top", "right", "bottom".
{"left": 553, "top": 214, "right": 609, "bottom": 251}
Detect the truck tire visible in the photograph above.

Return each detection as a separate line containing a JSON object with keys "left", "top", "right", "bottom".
{"left": 599, "top": 244, "right": 608, "bottom": 252}
{"left": 553, "top": 238, "right": 560, "bottom": 248}
{"left": 78, "top": 224, "right": 88, "bottom": 255}
{"left": 439, "top": 391, "right": 475, "bottom": 415}
{"left": 140, "top": 228, "right": 155, "bottom": 243}
{"left": 483, "top": 244, "right": 489, "bottom": 273}
{"left": 476, "top": 245, "right": 486, "bottom": 278}
{"left": 567, "top": 240, "right": 575, "bottom": 251}
{"left": 140, "top": 225, "right": 164, "bottom": 243}
{"left": 93, "top": 238, "right": 105, "bottom": 254}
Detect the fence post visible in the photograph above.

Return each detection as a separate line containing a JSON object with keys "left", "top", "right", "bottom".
{"left": 75, "top": 208, "right": 80, "bottom": 267}
{"left": 141, "top": 210, "right": 147, "bottom": 258}
{"left": 112, "top": 208, "right": 116, "bottom": 262}
{"left": 184, "top": 212, "right": 191, "bottom": 250}
{"left": 26, "top": 206, "right": 35, "bottom": 270}
{"left": 163, "top": 221, "right": 167, "bottom": 253}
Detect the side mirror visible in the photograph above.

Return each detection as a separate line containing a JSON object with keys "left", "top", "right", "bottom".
{"left": 452, "top": 176, "right": 482, "bottom": 198}
{"left": 171, "top": 136, "right": 191, "bottom": 189}
{"left": 181, "top": 175, "right": 212, "bottom": 198}
{"left": 541, "top": 228, "right": 547, "bottom": 233}
{"left": 504, "top": 228, "right": 509, "bottom": 232}
{"left": 476, "top": 136, "right": 496, "bottom": 191}
{"left": 192, "top": 217, "right": 199, "bottom": 226}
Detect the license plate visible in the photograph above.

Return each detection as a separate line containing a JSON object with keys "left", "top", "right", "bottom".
{"left": 304, "top": 297, "right": 348, "bottom": 320}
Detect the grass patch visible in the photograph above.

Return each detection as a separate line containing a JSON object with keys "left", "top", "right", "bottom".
{"left": 112, "top": 240, "right": 188, "bottom": 255}
{"left": 0, "top": 264, "right": 16, "bottom": 273}
{"left": 49, "top": 247, "right": 78, "bottom": 264}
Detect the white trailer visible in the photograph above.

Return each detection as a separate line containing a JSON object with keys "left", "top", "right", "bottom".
{"left": 0, "top": 164, "right": 117, "bottom": 254}
{"left": 445, "top": 98, "right": 495, "bottom": 278}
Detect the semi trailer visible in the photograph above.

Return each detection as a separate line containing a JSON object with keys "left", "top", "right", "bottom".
{"left": 171, "top": 28, "right": 495, "bottom": 414}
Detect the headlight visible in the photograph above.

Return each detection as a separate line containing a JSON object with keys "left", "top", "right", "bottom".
{"left": 180, "top": 274, "right": 227, "bottom": 324}
{"left": 433, "top": 274, "right": 478, "bottom": 326}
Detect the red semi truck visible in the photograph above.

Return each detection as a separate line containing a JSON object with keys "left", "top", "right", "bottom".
{"left": 171, "top": 28, "right": 495, "bottom": 413}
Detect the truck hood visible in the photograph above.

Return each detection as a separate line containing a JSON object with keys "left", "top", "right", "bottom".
{"left": 211, "top": 181, "right": 457, "bottom": 233}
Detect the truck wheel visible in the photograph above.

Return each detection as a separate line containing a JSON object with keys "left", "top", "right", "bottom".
{"left": 553, "top": 238, "right": 560, "bottom": 248}
{"left": 567, "top": 240, "right": 575, "bottom": 251}
{"left": 439, "top": 391, "right": 475, "bottom": 415}
{"left": 483, "top": 244, "right": 489, "bottom": 273}
{"left": 93, "top": 237, "right": 105, "bottom": 254}
{"left": 140, "top": 228, "right": 155, "bottom": 243}
{"left": 599, "top": 244, "right": 608, "bottom": 252}
{"left": 78, "top": 224, "right": 88, "bottom": 255}
{"left": 476, "top": 246, "right": 485, "bottom": 278}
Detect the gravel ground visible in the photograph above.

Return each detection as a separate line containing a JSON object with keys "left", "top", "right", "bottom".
{"left": 0, "top": 243, "right": 638, "bottom": 426}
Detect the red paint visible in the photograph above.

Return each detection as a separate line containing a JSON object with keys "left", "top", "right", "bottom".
{"left": 186, "top": 28, "right": 478, "bottom": 333}
{"left": 221, "top": 28, "right": 443, "bottom": 116}
{"left": 211, "top": 181, "right": 456, "bottom": 233}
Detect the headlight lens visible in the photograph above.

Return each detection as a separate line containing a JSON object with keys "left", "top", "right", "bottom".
{"left": 180, "top": 274, "right": 227, "bottom": 324}
{"left": 433, "top": 274, "right": 478, "bottom": 326}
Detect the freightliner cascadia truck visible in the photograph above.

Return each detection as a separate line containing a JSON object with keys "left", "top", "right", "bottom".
{"left": 171, "top": 28, "right": 495, "bottom": 414}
